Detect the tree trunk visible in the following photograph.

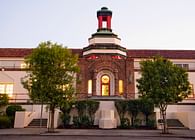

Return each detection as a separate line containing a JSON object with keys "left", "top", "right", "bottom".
{"left": 161, "top": 109, "right": 168, "bottom": 134}
{"left": 145, "top": 115, "right": 149, "bottom": 126}
{"left": 131, "top": 117, "right": 134, "bottom": 126}
{"left": 48, "top": 106, "right": 55, "bottom": 132}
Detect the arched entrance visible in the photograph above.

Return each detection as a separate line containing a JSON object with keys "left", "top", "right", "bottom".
{"left": 96, "top": 70, "right": 115, "bottom": 96}
{"left": 101, "top": 75, "right": 110, "bottom": 96}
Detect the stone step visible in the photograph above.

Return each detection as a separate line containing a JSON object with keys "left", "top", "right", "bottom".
{"left": 28, "top": 118, "right": 47, "bottom": 128}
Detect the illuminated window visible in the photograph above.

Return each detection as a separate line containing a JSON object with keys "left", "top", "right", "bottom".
{"left": 88, "top": 80, "right": 92, "bottom": 94}
{"left": 119, "top": 80, "right": 123, "bottom": 95}
{"left": 188, "top": 84, "right": 194, "bottom": 98}
{"left": 101, "top": 75, "right": 110, "bottom": 96}
{"left": 21, "top": 63, "right": 27, "bottom": 69}
{"left": 0, "top": 83, "right": 13, "bottom": 97}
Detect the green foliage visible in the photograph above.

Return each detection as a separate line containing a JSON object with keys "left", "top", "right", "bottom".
{"left": 134, "top": 119, "right": 142, "bottom": 128}
{"left": 128, "top": 100, "right": 140, "bottom": 126}
{"left": 137, "top": 56, "right": 191, "bottom": 133}
{"left": 0, "top": 94, "right": 8, "bottom": 108}
{"left": 0, "top": 116, "right": 11, "bottom": 129}
{"left": 137, "top": 56, "right": 191, "bottom": 107}
{"left": 72, "top": 116, "right": 80, "bottom": 128}
{"left": 87, "top": 100, "right": 99, "bottom": 125}
{"left": 61, "top": 113, "right": 71, "bottom": 127}
{"left": 21, "top": 41, "right": 79, "bottom": 131}
{"left": 6, "top": 105, "right": 25, "bottom": 127}
{"left": 139, "top": 98, "right": 154, "bottom": 125}
{"left": 72, "top": 115, "right": 91, "bottom": 128}
{"left": 75, "top": 100, "right": 87, "bottom": 116}
{"left": 146, "top": 119, "right": 156, "bottom": 128}
{"left": 6, "top": 105, "right": 25, "bottom": 117}
{"left": 115, "top": 100, "right": 128, "bottom": 119}
{"left": 119, "top": 117, "right": 130, "bottom": 129}
{"left": 74, "top": 100, "right": 99, "bottom": 127}
{"left": 79, "top": 115, "right": 91, "bottom": 127}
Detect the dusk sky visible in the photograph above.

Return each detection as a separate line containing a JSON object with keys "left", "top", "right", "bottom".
{"left": 0, "top": 0, "right": 195, "bottom": 50}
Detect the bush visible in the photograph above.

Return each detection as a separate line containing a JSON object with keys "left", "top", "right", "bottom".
{"left": 72, "top": 116, "right": 80, "bottom": 128}
{"left": 146, "top": 119, "right": 156, "bottom": 129}
{"left": 72, "top": 115, "right": 91, "bottom": 128}
{"left": 79, "top": 115, "right": 90, "bottom": 128}
{"left": 119, "top": 117, "right": 130, "bottom": 129}
{"left": 6, "top": 105, "right": 25, "bottom": 117}
{"left": 134, "top": 119, "right": 142, "bottom": 128}
{"left": 61, "top": 113, "right": 71, "bottom": 127}
{"left": 0, "top": 116, "right": 11, "bottom": 129}
{"left": 6, "top": 105, "right": 25, "bottom": 127}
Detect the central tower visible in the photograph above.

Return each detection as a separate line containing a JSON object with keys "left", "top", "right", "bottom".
{"left": 83, "top": 7, "right": 127, "bottom": 57}
{"left": 78, "top": 7, "right": 134, "bottom": 99}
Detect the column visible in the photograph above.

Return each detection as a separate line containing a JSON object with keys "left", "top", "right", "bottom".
{"left": 107, "top": 16, "right": 111, "bottom": 29}
{"left": 92, "top": 70, "right": 98, "bottom": 96}
{"left": 98, "top": 16, "right": 103, "bottom": 29}
{"left": 114, "top": 69, "right": 119, "bottom": 96}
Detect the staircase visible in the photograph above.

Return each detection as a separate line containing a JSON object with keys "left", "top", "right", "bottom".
{"left": 27, "top": 118, "right": 47, "bottom": 128}
{"left": 167, "top": 119, "right": 188, "bottom": 129}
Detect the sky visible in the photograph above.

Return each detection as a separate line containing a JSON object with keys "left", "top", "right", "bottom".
{"left": 0, "top": 0, "right": 195, "bottom": 50}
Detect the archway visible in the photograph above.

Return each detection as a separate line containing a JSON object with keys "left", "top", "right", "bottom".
{"left": 96, "top": 70, "right": 115, "bottom": 96}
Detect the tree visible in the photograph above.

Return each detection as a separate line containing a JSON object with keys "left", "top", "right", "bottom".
{"left": 137, "top": 56, "right": 191, "bottom": 133}
{"left": 0, "top": 94, "right": 8, "bottom": 109}
{"left": 22, "top": 41, "right": 79, "bottom": 132}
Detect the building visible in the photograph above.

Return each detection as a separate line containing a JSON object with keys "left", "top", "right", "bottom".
{"left": 0, "top": 7, "right": 195, "bottom": 129}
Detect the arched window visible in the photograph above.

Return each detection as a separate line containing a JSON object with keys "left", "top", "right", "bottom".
{"left": 101, "top": 75, "right": 110, "bottom": 96}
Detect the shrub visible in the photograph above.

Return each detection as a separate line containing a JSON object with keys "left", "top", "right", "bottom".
{"left": 134, "top": 119, "right": 142, "bottom": 128}
{"left": 6, "top": 105, "right": 25, "bottom": 127}
{"left": 61, "top": 113, "right": 71, "bottom": 127}
{"left": 128, "top": 100, "right": 140, "bottom": 126}
{"left": 119, "top": 117, "right": 130, "bottom": 129}
{"left": 0, "top": 94, "right": 8, "bottom": 108}
{"left": 72, "top": 115, "right": 91, "bottom": 128}
{"left": 115, "top": 100, "right": 128, "bottom": 119}
{"left": 6, "top": 105, "right": 25, "bottom": 117}
{"left": 72, "top": 116, "right": 80, "bottom": 128}
{"left": 146, "top": 119, "right": 156, "bottom": 129}
{"left": 74, "top": 100, "right": 99, "bottom": 127}
{"left": 79, "top": 115, "right": 90, "bottom": 128}
{"left": 86, "top": 100, "right": 99, "bottom": 125}
{"left": 0, "top": 116, "right": 11, "bottom": 129}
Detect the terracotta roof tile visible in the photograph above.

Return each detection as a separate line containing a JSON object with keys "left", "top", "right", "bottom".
{"left": 0, "top": 48, "right": 83, "bottom": 58}
{"left": 1, "top": 48, "right": 195, "bottom": 59}
{"left": 0, "top": 48, "right": 33, "bottom": 57}
{"left": 127, "top": 50, "right": 195, "bottom": 59}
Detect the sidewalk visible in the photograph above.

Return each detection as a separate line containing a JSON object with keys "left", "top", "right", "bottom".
{"left": 0, "top": 128, "right": 195, "bottom": 138}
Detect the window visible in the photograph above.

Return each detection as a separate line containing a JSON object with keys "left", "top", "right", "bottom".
{"left": 175, "top": 64, "right": 189, "bottom": 70}
{"left": 119, "top": 80, "right": 123, "bottom": 95}
{"left": 0, "top": 83, "right": 13, "bottom": 97}
{"left": 101, "top": 75, "right": 110, "bottom": 96}
{"left": 88, "top": 80, "right": 92, "bottom": 95}
{"left": 20, "top": 63, "right": 27, "bottom": 69}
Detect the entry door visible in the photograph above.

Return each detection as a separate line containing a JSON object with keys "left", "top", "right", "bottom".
{"left": 101, "top": 75, "right": 110, "bottom": 96}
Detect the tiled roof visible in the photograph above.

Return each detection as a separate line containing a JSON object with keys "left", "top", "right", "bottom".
{"left": 0, "top": 48, "right": 83, "bottom": 58}
{"left": 127, "top": 50, "right": 195, "bottom": 59}
{"left": 1, "top": 48, "right": 195, "bottom": 59}
{"left": 0, "top": 48, "right": 33, "bottom": 57}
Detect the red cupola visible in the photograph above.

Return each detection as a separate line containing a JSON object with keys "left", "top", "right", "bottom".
{"left": 97, "top": 7, "right": 112, "bottom": 32}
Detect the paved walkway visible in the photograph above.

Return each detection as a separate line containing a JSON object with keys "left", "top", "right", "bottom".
{"left": 0, "top": 128, "right": 195, "bottom": 138}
